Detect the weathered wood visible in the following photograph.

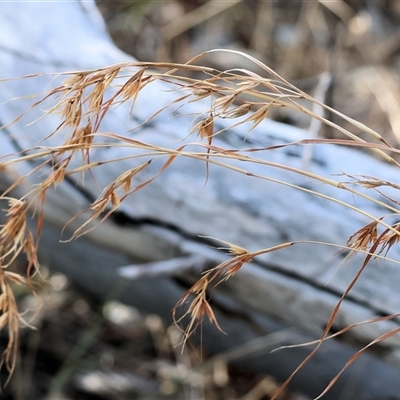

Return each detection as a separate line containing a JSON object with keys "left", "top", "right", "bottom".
{"left": 1, "top": 1, "right": 400, "bottom": 398}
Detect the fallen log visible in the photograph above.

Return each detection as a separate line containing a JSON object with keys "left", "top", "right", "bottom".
{"left": 1, "top": 1, "right": 400, "bottom": 399}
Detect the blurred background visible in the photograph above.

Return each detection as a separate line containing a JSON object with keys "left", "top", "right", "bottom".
{"left": 97, "top": 0, "right": 400, "bottom": 147}
{"left": 4, "top": 1, "right": 400, "bottom": 399}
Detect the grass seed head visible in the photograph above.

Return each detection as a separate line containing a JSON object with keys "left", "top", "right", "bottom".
{"left": 2, "top": 49, "right": 400, "bottom": 396}
{"left": 347, "top": 220, "right": 379, "bottom": 252}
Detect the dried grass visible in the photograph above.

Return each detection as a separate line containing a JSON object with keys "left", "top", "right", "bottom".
{"left": 2, "top": 48, "right": 400, "bottom": 398}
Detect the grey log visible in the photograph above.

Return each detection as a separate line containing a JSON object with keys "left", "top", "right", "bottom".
{"left": 1, "top": 2, "right": 400, "bottom": 399}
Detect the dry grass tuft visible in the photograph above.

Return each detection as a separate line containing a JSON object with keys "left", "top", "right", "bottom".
{"left": 0, "top": 198, "right": 40, "bottom": 379}
{"left": 173, "top": 240, "right": 293, "bottom": 345}
{"left": 2, "top": 48, "right": 400, "bottom": 397}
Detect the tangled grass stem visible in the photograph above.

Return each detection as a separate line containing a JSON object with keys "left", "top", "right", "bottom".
{"left": 1, "top": 49, "right": 400, "bottom": 395}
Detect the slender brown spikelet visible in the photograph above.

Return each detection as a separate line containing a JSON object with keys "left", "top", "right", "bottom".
{"left": 90, "top": 196, "right": 109, "bottom": 218}
{"left": 23, "top": 231, "right": 40, "bottom": 279}
{"left": 110, "top": 191, "right": 120, "bottom": 210}
{"left": 119, "top": 67, "right": 147, "bottom": 103}
{"left": 347, "top": 220, "right": 379, "bottom": 252}
{"left": 219, "top": 257, "right": 252, "bottom": 281}
{"left": 246, "top": 102, "right": 274, "bottom": 131}
{"left": 88, "top": 80, "right": 105, "bottom": 115}
{"left": 70, "top": 121, "right": 93, "bottom": 164}
{"left": 0, "top": 199, "right": 28, "bottom": 263}
{"left": 213, "top": 94, "right": 237, "bottom": 115}
{"left": 116, "top": 161, "right": 152, "bottom": 196}
{"left": 375, "top": 222, "right": 400, "bottom": 256}
{"left": 191, "top": 114, "right": 214, "bottom": 144}
{"left": 174, "top": 275, "right": 223, "bottom": 345}
{"left": 221, "top": 103, "right": 252, "bottom": 118}
{"left": 0, "top": 269, "right": 23, "bottom": 377}
{"left": 39, "top": 161, "right": 69, "bottom": 193}
{"left": 61, "top": 96, "right": 82, "bottom": 128}
{"left": 190, "top": 87, "right": 213, "bottom": 101}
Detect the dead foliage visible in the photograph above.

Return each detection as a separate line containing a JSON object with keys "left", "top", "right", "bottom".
{"left": 2, "top": 1, "right": 400, "bottom": 398}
